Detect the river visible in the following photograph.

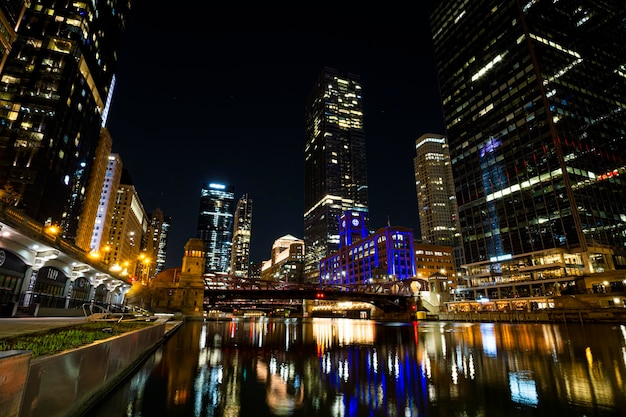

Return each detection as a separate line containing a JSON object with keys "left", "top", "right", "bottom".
{"left": 83, "top": 318, "right": 626, "bottom": 416}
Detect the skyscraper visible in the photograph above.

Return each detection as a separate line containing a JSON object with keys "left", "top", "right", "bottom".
{"left": 229, "top": 193, "right": 252, "bottom": 277}
{"left": 428, "top": 2, "right": 626, "bottom": 285}
{"left": 413, "top": 133, "right": 464, "bottom": 271}
{"left": 197, "top": 182, "right": 235, "bottom": 275}
{"left": 304, "top": 66, "right": 369, "bottom": 282}
{"left": 414, "top": 133, "right": 461, "bottom": 247}
{"left": 0, "top": 1, "right": 131, "bottom": 241}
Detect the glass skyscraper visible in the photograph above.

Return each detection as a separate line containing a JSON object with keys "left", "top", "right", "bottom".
{"left": 229, "top": 193, "right": 252, "bottom": 277}
{"left": 428, "top": 2, "right": 626, "bottom": 291}
{"left": 0, "top": 1, "right": 131, "bottom": 242}
{"left": 304, "top": 66, "right": 369, "bottom": 282}
{"left": 197, "top": 182, "right": 235, "bottom": 275}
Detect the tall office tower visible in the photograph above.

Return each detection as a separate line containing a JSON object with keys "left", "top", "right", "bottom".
{"left": 427, "top": 2, "right": 626, "bottom": 275}
{"left": 0, "top": 1, "right": 25, "bottom": 74}
{"left": 105, "top": 168, "right": 148, "bottom": 279}
{"left": 75, "top": 128, "right": 114, "bottom": 252}
{"left": 155, "top": 214, "right": 171, "bottom": 274}
{"left": 229, "top": 193, "right": 252, "bottom": 277}
{"left": 413, "top": 133, "right": 465, "bottom": 271}
{"left": 0, "top": 1, "right": 131, "bottom": 242}
{"left": 141, "top": 208, "right": 167, "bottom": 280}
{"left": 85, "top": 153, "right": 123, "bottom": 259}
{"left": 304, "top": 66, "right": 369, "bottom": 282}
{"left": 197, "top": 182, "right": 235, "bottom": 275}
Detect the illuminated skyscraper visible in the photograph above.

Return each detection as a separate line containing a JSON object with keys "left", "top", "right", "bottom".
{"left": 0, "top": 1, "right": 131, "bottom": 242}
{"left": 229, "top": 193, "right": 252, "bottom": 277}
{"left": 304, "top": 66, "right": 369, "bottom": 282}
{"left": 413, "top": 133, "right": 465, "bottom": 271}
{"left": 197, "top": 182, "right": 235, "bottom": 275}
{"left": 428, "top": 2, "right": 626, "bottom": 286}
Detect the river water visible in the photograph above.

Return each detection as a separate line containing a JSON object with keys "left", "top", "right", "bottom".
{"left": 84, "top": 318, "right": 626, "bottom": 417}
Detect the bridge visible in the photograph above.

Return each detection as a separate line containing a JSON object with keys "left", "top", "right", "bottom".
{"left": 203, "top": 276, "right": 427, "bottom": 313}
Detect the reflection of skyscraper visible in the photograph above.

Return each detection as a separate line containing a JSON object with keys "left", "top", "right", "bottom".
{"left": 427, "top": 2, "right": 626, "bottom": 280}
{"left": 230, "top": 193, "right": 252, "bottom": 277}
{"left": 304, "top": 66, "right": 369, "bottom": 282}
{"left": 197, "top": 183, "right": 235, "bottom": 274}
{"left": 0, "top": 1, "right": 131, "bottom": 241}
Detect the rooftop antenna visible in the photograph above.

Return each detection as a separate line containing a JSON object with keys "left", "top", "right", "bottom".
{"left": 387, "top": 215, "right": 391, "bottom": 227}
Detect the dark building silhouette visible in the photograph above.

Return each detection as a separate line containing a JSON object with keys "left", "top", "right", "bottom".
{"left": 304, "top": 66, "right": 369, "bottom": 282}
{"left": 0, "top": 0, "right": 131, "bottom": 242}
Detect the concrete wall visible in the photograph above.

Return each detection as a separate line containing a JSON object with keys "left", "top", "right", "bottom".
{"left": 0, "top": 322, "right": 166, "bottom": 417}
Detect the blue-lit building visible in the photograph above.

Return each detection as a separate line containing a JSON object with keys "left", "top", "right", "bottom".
{"left": 319, "top": 211, "right": 416, "bottom": 285}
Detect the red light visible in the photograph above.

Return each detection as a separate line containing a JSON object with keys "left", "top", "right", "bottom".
{"left": 316, "top": 292, "right": 325, "bottom": 299}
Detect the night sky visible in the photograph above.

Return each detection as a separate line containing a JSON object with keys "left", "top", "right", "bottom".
{"left": 106, "top": 2, "right": 446, "bottom": 269}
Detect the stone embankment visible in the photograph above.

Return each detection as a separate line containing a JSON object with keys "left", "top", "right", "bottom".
{"left": 434, "top": 308, "right": 626, "bottom": 324}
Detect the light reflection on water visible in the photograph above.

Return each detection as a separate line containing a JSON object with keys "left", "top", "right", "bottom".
{"left": 85, "top": 318, "right": 626, "bottom": 417}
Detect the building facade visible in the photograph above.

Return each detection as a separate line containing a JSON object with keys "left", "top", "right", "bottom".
{"left": 155, "top": 213, "right": 171, "bottom": 275}
{"left": 304, "top": 66, "right": 369, "bottom": 282}
{"left": 319, "top": 211, "right": 416, "bottom": 287}
{"left": 0, "top": 1, "right": 24, "bottom": 74}
{"left": 104, "top": 168, "right": 147, "bottom": 281}
{"left": 413, "top": 133, "right": 464, "bottom": 271}
{"left": 0, "top": 0, "right": 131, "bottom": 242}
{"left": 427, "top": 1, "right": 626, "bottom": 306}
{"left": 197, "top": 182, "right": 234, "bottom": 275}
{"left": 260, "top": 234, "right": 304, "bottom": 283}
{"left": 229, "top": 193, "right": 252, "bottom": 277}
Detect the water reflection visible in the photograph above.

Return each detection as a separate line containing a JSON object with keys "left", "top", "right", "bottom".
{"left": 85, "top": 318, "right": 626, "bottom": 417}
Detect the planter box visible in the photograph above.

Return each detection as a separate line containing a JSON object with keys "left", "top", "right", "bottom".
{"left": 16, "top": 322, "right": 165, "bottom": 417}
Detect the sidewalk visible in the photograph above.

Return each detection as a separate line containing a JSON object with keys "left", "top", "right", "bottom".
{"left": 0, "top": 316, "right": 90, "bottom": 339}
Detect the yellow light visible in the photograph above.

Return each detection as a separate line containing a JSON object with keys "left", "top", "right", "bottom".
{"left": 45, "top": 225, "right": 59, "bottom": 235}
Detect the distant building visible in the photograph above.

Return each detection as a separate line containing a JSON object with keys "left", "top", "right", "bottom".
{"left": 0, "top": 1, "right": 131, "bottom": 241}
{"left": 147, "top": 238, "right": 205, "bottom": 316}
{"left": 82, "top": 152, "right": 123, "bottom": 263}
{"left": 76, "top": 129, "right": 115, "bottom": 253}
{"left": 413, "top": 133, "right": 465, "bottom": 272}
{"left": 229, "top": 193, "right": 252, "bottom": 277}
{"left": 197, "top": 182, "right": 235, "bottom": 275}
{"left": 260, "top": 235, "right": 305, "bottom": 283}
{"left": 105, "top": 168, "right": 147, "bottom": 281}
{"left": 248, "top": 261, "right": 262, "bottom": 280}
{"left": 319, "top": 211, "right": 416, "bottom": 286}
{"left": 155, "top": 214, "right": 171, "bottom": 275}
{"left": 143, "top": 208, "right": 167, "bottom": 279}
{"left": 304, "top": 66, "right": 369, "bottom": 283}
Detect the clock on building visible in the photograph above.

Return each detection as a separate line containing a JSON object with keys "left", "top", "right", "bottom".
{"left": 352, "top": 218, "right": 360, "bottom": 226}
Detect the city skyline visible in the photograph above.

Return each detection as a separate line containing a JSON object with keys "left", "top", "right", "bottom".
{"left": 105, "top": 2, "right": 445, "bottom": 268}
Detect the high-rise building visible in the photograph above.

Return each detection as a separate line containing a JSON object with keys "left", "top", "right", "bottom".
{"left": 427, "top": 2, "right": 626, "bottom": 298}
{"left": 414, "top": 133, "right": 461, "bottom": 247}
{"left": 0, "top": 1, "right": 131, "bottom": 242}
{"left": 304, "top": 66, "right": 369, "bottom": 282}
{"left": 0, "top": 1, "right": 25, "bottom": 74}
{"left": 229, "top": 193, "right": 252, "bottom": 277}
{"left": 75, "top": 128, "right": 114, "bottom": 252}
{"left": 413, "top": 133, "right": 465, "bottom": 271}
{"left": 197, "top": 182, "right": 235, "bottom": 275}
{"left": 105, "top": 168, "right": 147, "bottom": 280}
{"left": 155, "top": 214, "right": 171, "bottom": 275}
{"left": 84, "top": 153, "right": 123, "bottom": 259}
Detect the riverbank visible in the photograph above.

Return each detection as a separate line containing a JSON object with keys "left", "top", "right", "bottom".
{"left": 433, "top": 308, "right": 626, "bottom": 324}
